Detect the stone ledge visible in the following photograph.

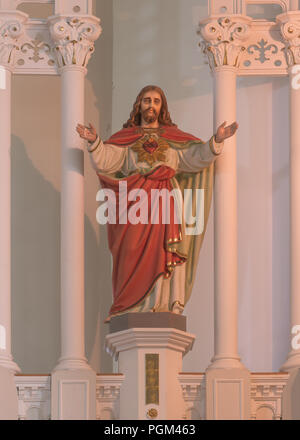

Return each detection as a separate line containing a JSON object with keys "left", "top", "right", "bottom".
{"left": 109, "top": 312, "right": 186, "bottom": 333}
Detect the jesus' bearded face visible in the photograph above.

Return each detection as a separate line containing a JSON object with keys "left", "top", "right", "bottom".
{"left": 140, "top": 91, "right": 162, "bottom": 127}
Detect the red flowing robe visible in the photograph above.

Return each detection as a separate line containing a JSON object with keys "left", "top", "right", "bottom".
{"left": 97, "top": 125, "right": 203, "bottom": 319}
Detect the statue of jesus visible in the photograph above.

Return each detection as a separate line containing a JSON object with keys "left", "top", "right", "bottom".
{"left": 76, "top": 85, "right": 238, "bottom": 322}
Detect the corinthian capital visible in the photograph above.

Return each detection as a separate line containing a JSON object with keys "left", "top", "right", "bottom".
{"left": 48, "top": 16, "right": 102, "bottom": 69}
{"left": 277, "top": 12, "right": 300, "bottom": 66}
{"left": 0, "top": 17, "right": 25, "bottom": 68}
{"left": 200, "top": 16, "right": 251, "bottom": 70}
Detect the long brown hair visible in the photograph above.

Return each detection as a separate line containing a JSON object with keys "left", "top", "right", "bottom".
{"left": 123, "top": 85, "right": 176, "bottom": 128}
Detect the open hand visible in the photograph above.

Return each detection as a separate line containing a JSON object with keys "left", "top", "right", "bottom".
{"left": 215, "top": 121, "right": 238, "bottom": 143}
{"left": 76, "top": 123, "right": 98, "bottom": 143}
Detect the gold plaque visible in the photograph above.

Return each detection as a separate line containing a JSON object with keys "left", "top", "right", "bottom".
{"left": 145, "top": 354, "right": 159, "bottom": 405}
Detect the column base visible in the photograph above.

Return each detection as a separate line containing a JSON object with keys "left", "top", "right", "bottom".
{"left": 207, "top": 354, "right": 248, "bottom": 370}
{"left": 281, "top": 367, "right": 300, "bottom": 420}
{"left": 52, "top": 356, "right": 94, "bottom": 372}
{"left": 51, "top": 369, "right": 96, "bottom": 420}
{"left": 205, "top": 367, "right": 251, "bottom": 420}
{"left": 0, "top": 353, "right": 21, "bottom": 374}
{"left": 280, "top": 352, "right": 300, "bottom": 372}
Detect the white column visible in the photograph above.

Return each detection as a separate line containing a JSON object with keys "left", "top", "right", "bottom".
{"left": 280, "top": 65, "right": 300, "bottom": 372}
{"left": 48, "top": 15, "right": 101, "bottom": 372}
{"left": 0, "top": 12, "right": 27, "bottom": 374}
{"left": 209, "top": 66, "right": 244, "bottom": 369}
{"left": 55, "top": 65, "right": 90, "bottom": 370}
{"left": 277, "top": 13, "right": 300, "bottom": 372}
{"left": 200, "top": 16, "right": 251, "bottom": 420}
{"left": 0, "top": 66, "right": 20, "bottom": 374}
{"left": 284, "top": 68, "right": 300, "bottom": 370}
{"left": 200, "top": 15, "right": 251, "bottom": 370}
{"left": 48, "top": 14, "right": 101, "bottom": 420}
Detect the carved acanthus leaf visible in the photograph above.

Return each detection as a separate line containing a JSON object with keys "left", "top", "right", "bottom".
{"left": 200, "top": 16, "right": 250, "bottom": 69}
{"left": 0, "top": 19, "right": 24, "bottom": 66}
{"left": 48, "top": 17, "right": 102, "bottom": 68}
{"left": 279, "top": 20, "right": 300, "bottom": 65}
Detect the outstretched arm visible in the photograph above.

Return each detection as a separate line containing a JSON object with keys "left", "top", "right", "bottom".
{"left": 76, "top": 122, "right": 98, "bottom": 144}
{"left": 215, "top": 121, "right": 238, "bottom": 143}
{"left": 177, "top": 121, "right": 238, "bottom": 172}
{"left": 76, "top": 122, "right": 126, "bottom": 174}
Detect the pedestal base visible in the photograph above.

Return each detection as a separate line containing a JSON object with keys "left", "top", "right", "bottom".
{"left": 282, "top": 368, "right": 300, "bottom": 420}
{"left": 205, "top": 368, "right": 251, "bottom": 419}
{"left": 281, "top": 351, "right": 300, "bottom": 373}
{"left": 51, "top": 369, "right": 96, "bottom": 420}
{"left": 105, "top": 312, "right": 195, "bottom": 420}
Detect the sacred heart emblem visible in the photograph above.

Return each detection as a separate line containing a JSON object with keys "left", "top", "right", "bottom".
{"left": 143, "top": 137, "right": 159, "bottom": 154}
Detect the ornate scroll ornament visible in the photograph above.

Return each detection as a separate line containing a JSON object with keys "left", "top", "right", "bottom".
{"left": 279, "top": 20, "right": 300, "bottom": 66}
{"left": 48, "top": 17, "right": 102, "bottom": 68}
{"left": 0, "top": 19, "right": 24, "bottom": 66}
{"left": 200, "top": 16, "right": 250, "bottom": 69}
{"left": 248, "top": 39, "right": 278, "bottom": 64}
{"left": 21, "top": 39, "right": 51, "bottom": 63}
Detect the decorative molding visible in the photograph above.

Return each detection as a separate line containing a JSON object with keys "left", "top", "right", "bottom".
{"left": 0, "top": 12, "right": 101, "bottom": 75}
{"left": 250, "top": 373, "right": 289, "bottom": 420}
{"left": 247, "top": 38, "right": 278, "bottom": 63}
{"left": 105, "top": 328, "right": 195, "bottom": 361}
{"left": 21, "top": 39, "right": 51, "bottom": 63}
{"left": 48, "top": 15, "right": 101, "bottom": 69}
{"left": 200, "top": 16, "right": 252, "bottom": 69}
{"left": 14, "top": 372, "right": 288, "bottom": 420}
{"left": 277, "top": 12, "right": 300, "bottom": 66}
{"left": 199, "top": 12, "right": 299, "bottom": 76}
{"left": 0, "top": 14, "right": 26, "bottom": 68}
{"left": 2, "top": 18, "right": 57, "bottom": 74}
{"left": 96, "top": 374, "right": 124, "bottom": 420}
{"left": 15, "top": 375, "right": 51, "bottom": 420}
{"left": 179, "top": 373, "right": 205, "bottom": 420}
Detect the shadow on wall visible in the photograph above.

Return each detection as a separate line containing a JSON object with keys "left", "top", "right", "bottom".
{"left": 85, "top": 0, "right": 114, "bottom": 373}
{"left": 11, "top": 134, "right": 112, "bottom": 374}
{"left": 11, "top": 134, "right": 61, "bottom": 374}
{"left": 236, "top": 76, "right": 290, "bottom": 371}
{"left": 10, "top": 0, "right": 114, "bottom": 375}
{"left": 271, "top": 77, "right": 290, "bottom": 371}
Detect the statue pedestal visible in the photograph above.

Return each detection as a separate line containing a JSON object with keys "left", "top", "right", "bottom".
{"left": 105, "top": 313, "right": 195, "bottom": 420}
